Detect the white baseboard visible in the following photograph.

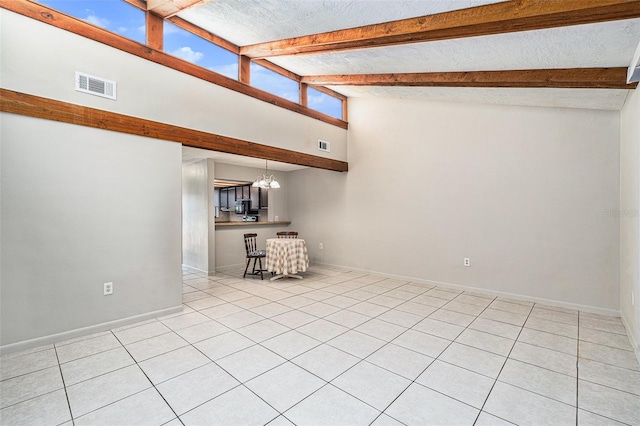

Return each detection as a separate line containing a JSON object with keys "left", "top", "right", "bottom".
{"left": 215, "top": 263, "right": 246, "bottom": 273}
{"left": 312, "top": 261, "right": 620, "bottom": 317}
{"left": 620, "top": 313, "right": 640, "bottom": 363}
{"left": 182, "top": 264, "right": 212, "bottom": 276}
{"left": 0, "top": 305, "right": 183, "bottom": 356}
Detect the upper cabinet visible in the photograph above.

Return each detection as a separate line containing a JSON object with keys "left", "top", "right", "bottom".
{"left": 218, "top": 184, "right": 268, "bottom": 211}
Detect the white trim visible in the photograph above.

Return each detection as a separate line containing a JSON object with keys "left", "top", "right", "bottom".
{"left": 621, "top": 313, "right": 640, "bottom": 364}
{"left": 0, "top": 305, "right": 182, "bottom": 356}
{"left": 215, "top": 263, "right": 246, "bottom": 273}
{"left": 182, "top": 264, "right": 209, "bottom": 276}
{"left": 313, "top": 261, "right": 621, "bottom": 317}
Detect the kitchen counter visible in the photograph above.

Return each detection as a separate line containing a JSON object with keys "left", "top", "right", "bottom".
{"left": 215, "top": 221, "right": 291, "bottom": 227}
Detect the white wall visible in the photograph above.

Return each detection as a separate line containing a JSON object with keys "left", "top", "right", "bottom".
{"left": 0, "top": 9, "right": 347, "bottom": 162}
{"left": 620, "top": 88, "right": 640, "bottom": 356}
{"left": 0, "top": 9, "right": 346, "bottom": 350}
{"left": 182, "top": 159, "right": 216, "bottom": 274}
{"left": 1, "top": 114, "right": 183, "bottom": 348}
{"left": 289, "top": 97, "right": 621, "bottom": 313}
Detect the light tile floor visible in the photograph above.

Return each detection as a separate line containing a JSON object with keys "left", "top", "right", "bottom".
{"left": 1, "top": 266, "right": 639, "bottom": 425}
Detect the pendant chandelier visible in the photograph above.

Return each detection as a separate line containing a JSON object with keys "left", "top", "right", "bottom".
{"left": 252, "top": 159, "right": 280, "bottom": 189}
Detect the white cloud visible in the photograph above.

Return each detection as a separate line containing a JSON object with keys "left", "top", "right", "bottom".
{"left": 208, "top": 63, "right": 239, "bottom": 80}
{"left": 137, "top": 25, "right": 146, "bottom": 34}
{"left": 84, "top": 14, "right": 109, "bottom": 29}
{"left": 117, "top": 26, "right": 128, "bottom": 33}
{"left": 251, "top": 66, "right": 299, "bottom": 103}
{"left": 308, "top": 92, "right": 329, "bottom": 107}
{"left": 170, "top": 46, "right": 204, "bottom": 63}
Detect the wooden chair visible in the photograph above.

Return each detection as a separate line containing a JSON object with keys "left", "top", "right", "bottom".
{"left": 276, "top": 231, "right": 299, "bottom": 238}
{"left": 243, "top": 233, "right": 266, "bottom": 280}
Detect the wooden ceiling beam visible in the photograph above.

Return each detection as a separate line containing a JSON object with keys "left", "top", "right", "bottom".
{"left": 146, "top": 0, "right": 206, "bottom": 18}
{"left": 0, "top": 89, "right": 349, "bottom": 172}
{"left": 301, "top": 68, "right": 637, "bottom": 89}
{"left": 240, "top": 0, "right": 640, "bottom": 58}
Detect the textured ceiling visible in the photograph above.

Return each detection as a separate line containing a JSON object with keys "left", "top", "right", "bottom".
{"left": 178, "top": 1, "right": 640, "bottom": 111}
{"left": 179, "top": 0, "right": 505, "bottom": 45}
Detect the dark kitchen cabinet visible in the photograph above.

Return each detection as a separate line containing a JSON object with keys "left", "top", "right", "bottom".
{"left": 250, "top": 186, "right": 260, "bottom": 210}
{"left": 260, "top": 188, "right": 268, "bottom": 208}
{"left": 236, "top": 185, "right": 249, "bottom": 200}
{"left": 220, "top": 188, "right": 228, "bottom": 209}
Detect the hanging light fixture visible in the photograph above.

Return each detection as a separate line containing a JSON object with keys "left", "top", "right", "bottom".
{"left": 252, "top": 159, "right": 280, "bottom": 189}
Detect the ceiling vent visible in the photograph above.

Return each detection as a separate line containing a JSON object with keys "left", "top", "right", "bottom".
{"left": 318, "top": 139, "right": 331, "bottom": 152}
{"left": 75, "top": 71, "right": 116, "bottom": 100}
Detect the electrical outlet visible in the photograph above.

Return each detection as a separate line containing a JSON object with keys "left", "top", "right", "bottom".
{"left": 104, "top": 282, "right": 113, "bottom": 295}
{"left": 464, "top": 258, "right": 470, "bottom": 267}
{"left": 319, "top": 243, "right": 324, "bottom": 249}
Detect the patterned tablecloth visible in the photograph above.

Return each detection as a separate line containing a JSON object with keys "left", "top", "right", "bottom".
{"left": 265, "top": 238, "right": 309, "bottom": 276}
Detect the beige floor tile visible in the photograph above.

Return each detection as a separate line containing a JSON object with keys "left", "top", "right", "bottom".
{"left": 439, "top": 343, "right": 506, "bottom": 378}
{"left": 173, "top": 320, "right": 230, "bottom": 344}
{"left": 61, "top": 346, "right": 134, "bottom": 386}
{"left": 498, "top": 359, "right": 576, "bottom": 405}
{"left": 354, "top": 318, "right": 406, "bottom": 342}
{"left": 138, "top": 346, "right": 209, "bottom": 385}
{"left": 517, "top": 328, "right": 577, "bottom": 356}
{"left": 366, "top": 343, "right": 434, "bottom": 380}
{"left": 262, "top": 330, "right": 321, "bottom": 359}
{"left": 413, "top": 318, "right": 465, "bottom": 340}
{"left": 66, "top": 365, "right": 151, "bottom": 418}
{"left": 391, "top": 329, "right": 450, "bottom": 358}
{"left": 524, "top": 316, "right": 578, "bottom": 338}
{"left": 156, "top": 363, "right": 239, "bottom": 415}
{"left": 417, "top": 360, "right": 494, "bottom": 409}
{"left": 455, "top": 329, "right": 515, "bottom": 357}
{"left": 180, "top": 385, "right": 278, "bottom": 426}
{"left": 296, "top": 319, "right": 349, "bottom": 342}
{"left": 428, "top": 309, "right": 476, "bottom": 327}
{"left": 55, "top": 334, "right": 122, "bottom": 364}
{"left": 292, "top": 344, "right": 360, "bottom": 381}
{"left": 125, "top": 332, "right": 189, "bottom": 362}
{"left": 385, "top": 382, "right": 479, "bottom": 425}
{"left": 236, "top": 319, "right": 289, "bottom": 342}
{"left": 0, "top": 366, "right": 63, "bottom": 409}
{"left": 194, "top": 331, "right": 254, "bottom": 360}
{"left": 328, "top": 330, "right": 386, "bottom": 359}
{"left": 245, "top": 362, "right": 325, "bottom": 412}
{"left": 509, "top": 341, "right": 577, "bottom": 376}
{"left": 284, "top": 384, "right": 380, "bottom": 425}
{"left": 74, "top": 388, "right": 174, "bottom": 426}
{"left": 469, "top": 317, "right": 521, "bottom": 340}
{"left": 0, "top": 348, "right": 58, "bottom": 381}
{"left": 216, "top": 345, "right": 286, "bottom": 382}
{"left": 578, "top": 358, "right": 640, "bottom": 395}
{"left": 333, "top": 361, "right": 411, "bottom": 410}
{"left": 578, "top": 380, "right": 640, "bottom": 425}
{"left": 483, "top": 382, "right": 575, "bottom": 426}
{"left": 0, "top": 389, "right": 70, "bottom": 426}
{"left": 578, "top": 341, "right": 639, "bottom": 371}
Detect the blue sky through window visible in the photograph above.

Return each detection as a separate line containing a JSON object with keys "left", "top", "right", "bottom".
{"left": 36, "top": 0, "right": 344, "bottom": 120}
{"left": 164, "top": 21, "right": 239, "bottom": 80}
{"left": 39, "top": 0, "right": 145, "bottom": 44}
{"left": 308, "top": 87, "right": 343, "bottom": 120}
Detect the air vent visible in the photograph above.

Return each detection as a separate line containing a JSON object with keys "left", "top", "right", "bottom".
{"left": 75, "top": 71, "right": 116, "bottom": 100}
{"left": 318, "top": 139, "right": 331, "bottom": 152}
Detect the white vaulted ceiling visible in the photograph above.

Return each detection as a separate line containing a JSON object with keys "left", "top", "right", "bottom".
{"left": 175, "top": 0, "right": 640, "bottom": 110}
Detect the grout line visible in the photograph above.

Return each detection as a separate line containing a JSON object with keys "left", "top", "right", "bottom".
{"left": 576, "top": 310, "right": 581, "bottom": 426}
{"left": 57, "top": 365, "right": 76, "bottom": 426}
